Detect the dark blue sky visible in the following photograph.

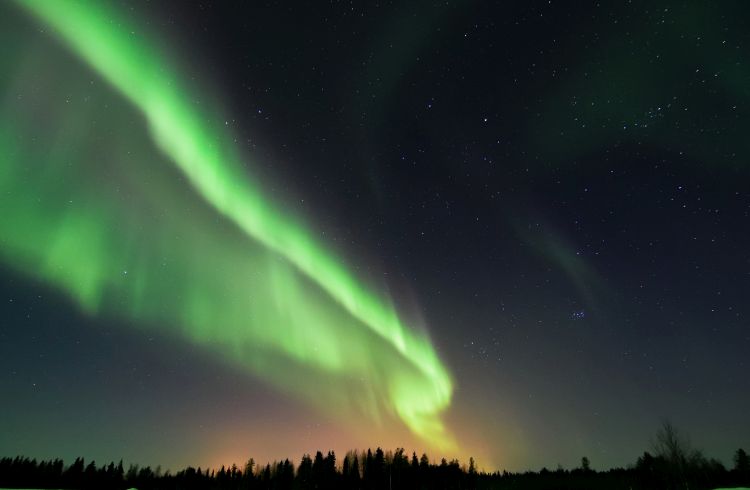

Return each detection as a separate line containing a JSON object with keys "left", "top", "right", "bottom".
{"left": 1, "top": 0, "right": 748, "bottom": 472}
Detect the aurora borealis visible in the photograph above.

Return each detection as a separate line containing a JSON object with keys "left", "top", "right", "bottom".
{"left": 2, "top": 0, "right": 749, "bottom": 474}
{"left": 2, "top": 0, "right": 453, "bottom": 452}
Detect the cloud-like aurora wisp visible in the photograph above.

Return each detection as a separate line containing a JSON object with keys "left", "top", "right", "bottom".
{"left": 2, "top": 0, "right": 454, "bottom": 449}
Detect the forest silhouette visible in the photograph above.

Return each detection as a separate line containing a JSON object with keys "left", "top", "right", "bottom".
{"left": 1, "top": 423, "right": 748, "bottom": 490}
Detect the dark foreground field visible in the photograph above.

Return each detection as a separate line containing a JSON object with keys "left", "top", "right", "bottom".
{"left": 1, "top": 445, "right": 749, "bottom": 490}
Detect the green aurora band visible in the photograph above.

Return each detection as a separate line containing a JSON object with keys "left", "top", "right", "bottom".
{"left": 1, "top": 0, "right": 454, "bottom": 449}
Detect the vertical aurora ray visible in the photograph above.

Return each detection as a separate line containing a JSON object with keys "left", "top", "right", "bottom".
{"left": 1, "top": 0, "right": 454, "bottom": 449}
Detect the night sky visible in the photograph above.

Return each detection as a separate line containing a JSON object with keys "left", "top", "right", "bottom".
{"left": 1, "top": 0, "right": 749, "bottom": 473}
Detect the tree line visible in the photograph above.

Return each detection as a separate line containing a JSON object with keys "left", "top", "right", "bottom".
{"left": 1, "top": 423, "right": 748, "bottom": 490}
